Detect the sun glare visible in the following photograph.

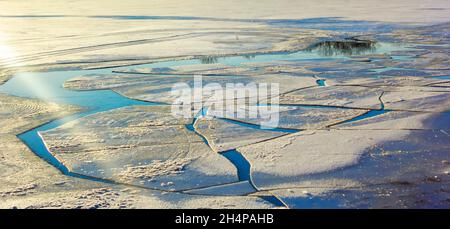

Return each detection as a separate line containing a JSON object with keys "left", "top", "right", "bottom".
{"left": 0, "top": 44, "right": 16, "bottom": 60}
{"left": 0, "top": 31, "right": 20, "bottom": 67}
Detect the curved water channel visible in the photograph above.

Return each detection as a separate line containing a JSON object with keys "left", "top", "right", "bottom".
{"left": 0, "top": 41, "right": 413, "bottom": 206}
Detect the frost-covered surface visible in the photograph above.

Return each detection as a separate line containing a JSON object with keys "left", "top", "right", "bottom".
{"left": 279, "top": 86, "right": 384, "bottom": 109}
{"left": 184, "top": 181, "right": 256, "bottom": 196}
{"left": 64, "top": 72, "right": 318, "bottom": 104}
{"left": 195, "top": 117, "right": 287, "bottom": 152}
{"left": 40, "top": 106, "right": 238, "bottom": 191}
{"left": 1, "top": 1, "right": 450, "bottom": 209}
{"left": 0, "top": 94, "right": 80, "bottom": 134}
{"left": 221, "top": 106, "right": 368, "bottom": 130}
{"left": 270, "top": 128, "right": 450, "bottom": 209}
{"left": 332, "top": 111, "right": 439, "bottom": 130}
{"left": 238, "top": 129, "right": 412, "bottom": 189}
{"left": 0, "top": 95, "right": 113, "bottom": 209}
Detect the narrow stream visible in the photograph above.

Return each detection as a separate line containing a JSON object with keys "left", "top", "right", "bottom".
{"left": 330, "top": 92, "right": 388, "bottom": 126}
{"left": 184, "top": 107, "right": 289, "bottom": 206}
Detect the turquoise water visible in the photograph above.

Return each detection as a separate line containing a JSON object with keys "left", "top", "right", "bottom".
{"left": 335, "top": 95, "right": 388, "bottom": 125}
{"left": 335, "top": 109, "right": 389, "bottom": 125}
{"left": 0, "top": 71, "right": 154, "bottom": 108}
{"left": 316, "top": 79, "right": 327, "bottom": 86}
{"left": 221, "top": 149, "right": 252, "bottom": 182}
{"left": 185, "top": 107, "right": 213, "bottom": 150}
{"left": 432, "top": 75, "right": 450, "bottom": 80}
